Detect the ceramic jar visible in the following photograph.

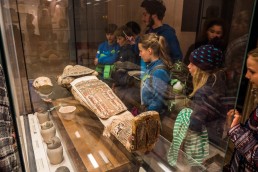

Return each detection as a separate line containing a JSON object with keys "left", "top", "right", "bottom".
{"left": 55, "top": 166, "right": 70, "bottom": 172}
{"left": 47, "top": 136, "right": 63, "bottom": 165}
{"left": 40, "top": 121, "right": 56, "bottom": 143}
{"left": 58, "top": 106, "right": 76, "bottom": 120}
{"left": 36, "top": 111, "right": 50, "bottom": 124}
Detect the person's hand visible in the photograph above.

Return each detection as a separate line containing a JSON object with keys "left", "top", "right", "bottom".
{"left": 125, "top": 35, "right": 136, "bottom": 45}
{"left": 227, "top": 109, "right": 242, "bottom": 128}
{"left": 94, "top": 58, "right": 98, "bottom": 65}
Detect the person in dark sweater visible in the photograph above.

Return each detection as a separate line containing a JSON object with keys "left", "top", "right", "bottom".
{"left": 111, "top": 25, "right": 139, "bottom": 86}
{"left": 227, "top": 48, "right": 258, "bottom": 172}
{"left": 187, "top": 42, "right": 226, "bottom": 133}
{"left": 114, "top": 25, "right": 138, "bottom": 64}
{"left": 125, "top": 21, "right": 146, "bottom": 71}
{"left": 141, "top": 0, "right": 182, "bottom": 62}
{"left": 184, "top": 18, "right": 226, "bottom": 65}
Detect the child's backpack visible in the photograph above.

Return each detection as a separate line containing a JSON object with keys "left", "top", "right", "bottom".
{"left": 149, "top": 61, "right": 192, "bottom": 113}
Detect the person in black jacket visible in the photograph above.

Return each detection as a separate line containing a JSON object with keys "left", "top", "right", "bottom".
{"left": 184, "top": 18, "right": 226, "bottom": 65}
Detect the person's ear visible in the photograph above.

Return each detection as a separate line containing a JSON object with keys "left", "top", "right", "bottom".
{"left": 151, "top": 14, "right": 157, "bottom": 20}
{"left": 147, "top": 48, "right": 152, "bottom": 54}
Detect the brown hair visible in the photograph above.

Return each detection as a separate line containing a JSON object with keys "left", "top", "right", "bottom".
{"left": 141, "top": 0, "right": 166, "bottom": 20}
{"left": 248, "top": 47, "right": 258, "bottom": 61}
{"left": 114, "top": 25, "right": 133, "bottom": 38}
{"left": 105, "top": 23, "right": 118, "bottom": 34}
{"left": 198, "top": 18, "right": 226, "bottom": 42}
{"left": 139, "top": 33, "right": 172, "bottom": 68}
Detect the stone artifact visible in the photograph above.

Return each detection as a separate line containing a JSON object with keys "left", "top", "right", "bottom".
{"left": 33, "top": 76, "right": 53, "bottom": 102}
{"left": 33, "top": 76, "right": 53, "bottom": 95}
{"left": 40, "top": 121, "right": 56, "bottom": 143}
{"left": 55, "top": 166, "right": 70, "bottom": 172}
{"left": 58, "top": 105, "right": 76, "bottom": 120}
{"left": 36, "top": 111, "right": 50, "bottom": 124}
{"left": 57, "top": 65, "right": 98, "bottom": 88}
{"left": 47, "top": 136, "right": 63, "bottom": 165}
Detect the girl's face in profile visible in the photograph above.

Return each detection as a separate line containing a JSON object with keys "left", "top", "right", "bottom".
{"left": 138, "top": 43, "right": 151, "bottom": 62}
{"left": 188, "top": 62, "right": 198, "bottom": 76}
{"left": 116, "top": 36, "right": 127, "bottom": 47}
{"left": 106, "top": 33, "right": 116, "bottom": 44}
{"left": 246, "top": 55, "right": 258, "bottom": 87}
{"left": 207, "top": 25, "right": 223, "bottom": 40}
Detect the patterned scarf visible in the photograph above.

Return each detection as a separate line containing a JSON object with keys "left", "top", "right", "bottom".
{"left": 167, "top": 108, "right": 209, "bottom": 167}
{"left": 0, "top": 65, "right": 19, "bottom": 172}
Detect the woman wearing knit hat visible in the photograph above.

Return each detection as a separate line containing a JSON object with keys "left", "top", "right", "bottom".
{"left": 167, "top": 41, "right": 227, "bottom": 168}
{"left": 187, "top": 42, "right": 226, "bottom": 132}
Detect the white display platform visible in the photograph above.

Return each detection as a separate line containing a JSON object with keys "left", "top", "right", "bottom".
{"left": 21, "top": 114, "right": 75, "bottom": 172}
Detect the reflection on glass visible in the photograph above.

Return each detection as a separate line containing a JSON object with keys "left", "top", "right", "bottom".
{"left": 0, "top": 0, "right": 255, "bottom": 171}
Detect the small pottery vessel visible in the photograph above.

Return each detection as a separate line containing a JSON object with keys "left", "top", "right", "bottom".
{"left": 47, "top": 136, "right": 63, "bottom": 165}
{"left": 58, "top": 106, "right": 76, "bottom": 120}
{"left": 36, "top": 111, "right": 50, "bottom": 124}
{"left": 40, "top": 121, "right": 56, "bottom": 143}
{"left": 33, "top": 76, "right": 53, "bottom": 95}
{"left": 55, "top": 166, "right": 70, "bottom": 172}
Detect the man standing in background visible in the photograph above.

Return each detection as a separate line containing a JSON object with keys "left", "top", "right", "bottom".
{"left": 141, "top": 0, "right": 182, "bottom": 62}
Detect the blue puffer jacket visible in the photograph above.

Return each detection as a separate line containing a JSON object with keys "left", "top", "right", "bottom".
{"left": 141, "top": 59, "right": 170, "bottom": 113}
{"left": 96, "top": 41, "right": 120, "bottom": 64}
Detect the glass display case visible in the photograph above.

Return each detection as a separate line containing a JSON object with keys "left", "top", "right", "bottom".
{"left": 0, "top": 0, "right": 257, "bottom": 171}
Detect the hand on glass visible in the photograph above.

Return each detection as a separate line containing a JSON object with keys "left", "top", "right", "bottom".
{"left": 227, "top": 109, "right": 242, "bottom": 128}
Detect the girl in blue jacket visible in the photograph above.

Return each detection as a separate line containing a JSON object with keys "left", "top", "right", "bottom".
{"left": 138, "top": 33, "right": 172, "bottom": 117}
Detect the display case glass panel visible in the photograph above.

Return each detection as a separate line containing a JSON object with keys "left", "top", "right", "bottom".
{"left": 0, "top": 0, "right": 257, "bottom": 171}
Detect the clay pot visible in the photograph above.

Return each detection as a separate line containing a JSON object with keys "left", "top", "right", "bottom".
{"left": 58, "top": 106, "right": 76, "bottom": 120}
{"left": 47, "top": 136, "right": 63, "bottom": 165}
{"left": 55, "top": 166, "right": 70, "bottom": 172}
{"left": 40, "top": 121, "right": 56, "bottom": 143}
{"left": 36, "top": 111, "right": 50, "bottom": 124}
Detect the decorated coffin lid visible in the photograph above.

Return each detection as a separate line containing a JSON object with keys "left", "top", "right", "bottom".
{"left": 71, "top": 76, "right": 161, "bottom": 153}
{"left": 71, "top": 76, "right": 127, "bottom": 119}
